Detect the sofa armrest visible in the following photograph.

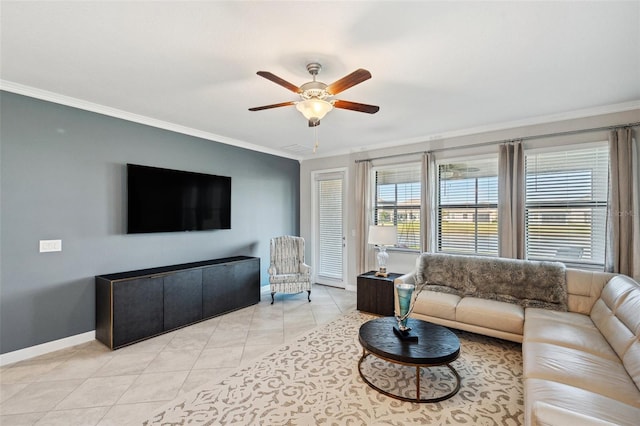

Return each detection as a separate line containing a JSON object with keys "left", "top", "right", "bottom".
{"left": 300, "top": 262, "right": 311, "bottom": 274}
{"left": 394, "top": 272, "right": 416, "bottom": 286}
{"left": 532, "top": 401, "right": 619, "bottom": 426}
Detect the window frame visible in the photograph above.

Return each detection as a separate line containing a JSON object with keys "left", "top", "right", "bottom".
{"left": 371, "top": 162, "right": 422, "bottom": 252}
{"left": 436, "top": 155, "right": 499, "bottom": 256}
{"left": 524, "top": 142, "right": 609, "bottom": 269}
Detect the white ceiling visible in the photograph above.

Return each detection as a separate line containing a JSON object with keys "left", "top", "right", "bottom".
{"left": 2, "top": 1, "right": 639, "bottom": 160}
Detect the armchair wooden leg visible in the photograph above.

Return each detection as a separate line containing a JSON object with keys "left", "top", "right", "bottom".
{"left": 271, "top": 292, "right": 275, "bottom": 305}
{"left": 307, "top": 290, "right": 311, "bottom": 302}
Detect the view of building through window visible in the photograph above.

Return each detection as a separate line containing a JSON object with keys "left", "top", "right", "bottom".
{"left": 437, "top": 158, "right": 499, "bottom": 255}
{"left": 525, "top": 144, "right": 608, "bottom": 267}
{"left": 370, "top": 144, "right": 610, "bottom": 268}
{"left": 373, "top": 165, "right": 421, "bottom": 250}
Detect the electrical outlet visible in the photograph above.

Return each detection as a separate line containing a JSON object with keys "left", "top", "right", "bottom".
{"left": 39, "top": 240, "right": 62, "bottom": 253}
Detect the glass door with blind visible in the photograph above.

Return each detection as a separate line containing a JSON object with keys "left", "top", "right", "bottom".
{"left": 312, "top": 169, "right": 347, "bottom": 288}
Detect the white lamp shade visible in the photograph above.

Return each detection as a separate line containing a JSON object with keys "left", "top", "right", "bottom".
{"left": 296, "top": 99, "right": 333, "bottom": 120}
{"left": 368, "top": 225, "right": 397, "bottom": 246}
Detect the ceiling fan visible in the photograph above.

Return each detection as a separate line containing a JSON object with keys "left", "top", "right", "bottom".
{"left": 249, "top": 62, "right": 380, "bottom": 127}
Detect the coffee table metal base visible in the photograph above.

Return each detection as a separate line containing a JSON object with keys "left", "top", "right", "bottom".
{"left": 358, "top": 347, "right": 461, "bottom": 403}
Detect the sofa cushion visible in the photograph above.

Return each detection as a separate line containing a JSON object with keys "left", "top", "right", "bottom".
{"left": 524, "top": 341, "right": 640, "bottom": 407}
{"left": 590, "top": 276, "right": 640, "bottom": 362}
{"left": 532, "top": 402, "right": 624, "bottom": 426}
{"left": 413, "top": 290, "right": 460, "bottom": 321}
{"left": 525, "top": 378, "right": 640, "bottom": 426}
{"left": 623, "top": 339, "right": 640, "bottom": 391}
{"left": 456, "top": 297, "right": 524, "bottom": 335}
{"left": 269, "top": 273, "right": 308, "bottom": 284}
{"left": 524, "top": 308, "right": 619, "bottom": 361}
{"left": 614, "top": 277, "right": 640, "bottom": 335}
{"left": 525, "top": 307, "right": 595, "bottom": 328}
{"left": 565, "top": 268, "right": 614, "bottom": 314}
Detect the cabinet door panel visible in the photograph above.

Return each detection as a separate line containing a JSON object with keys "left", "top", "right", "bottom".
{"left": 164, "top": 269, "right": 203, "bottom": 330}
{"left": 231, "top": 258, "right": 260, "bottom": 308}
{"left": 202, "top": 264, "right": 233, "bottom": 318}
{"left": 202, "top": 259, "right": 260, "bottom": 318}
{"left": 112, "top": 277, "right": 163, "bottom": 348}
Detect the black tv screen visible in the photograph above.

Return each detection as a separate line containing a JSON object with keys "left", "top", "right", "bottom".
{"left": 127, "top": 164, "right": 231, "bottom": 233}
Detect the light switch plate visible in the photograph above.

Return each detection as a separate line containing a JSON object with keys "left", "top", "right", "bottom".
{"left": 39, "top": 240, "right": 62, "bottom": 252}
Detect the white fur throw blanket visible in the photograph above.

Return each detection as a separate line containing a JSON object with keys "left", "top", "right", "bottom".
{"left": 415, "top": 253, "right": 568, "bottom": 311}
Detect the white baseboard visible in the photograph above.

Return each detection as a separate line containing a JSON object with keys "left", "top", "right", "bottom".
{"left": 0, "top": 331, "right": 96, "bottom": 367}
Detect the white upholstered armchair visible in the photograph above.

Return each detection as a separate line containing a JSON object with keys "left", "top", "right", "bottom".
{"left": 268, "top": 236, "right": 312, "bottom": 305}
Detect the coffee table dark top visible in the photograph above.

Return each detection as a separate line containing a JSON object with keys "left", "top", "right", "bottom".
{"left": 359, "top": 317, "right": 460, "bottom": 365}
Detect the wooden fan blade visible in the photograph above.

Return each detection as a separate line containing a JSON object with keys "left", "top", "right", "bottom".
{"left": 333, "top": 100, "right": 379, "bottom": 114}
{"left": 326, "top": 69, "right": 372, "bottom": 95}
{"left": 256, "top": 71, "right": 301, "bottom": 93}
{"left": 248, "top": 101, "right": 295, "bottom": 111}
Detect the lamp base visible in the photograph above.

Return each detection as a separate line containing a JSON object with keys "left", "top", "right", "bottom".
{"left": 393, "top": 326, "right": 419, "bottom": 342}
{"left": 375, "top": 247, "right": 390, "bottom": 278}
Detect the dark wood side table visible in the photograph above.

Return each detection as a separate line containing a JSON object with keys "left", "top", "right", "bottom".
{"left": 356, "top": 271, "right": 402, "bottom": 316}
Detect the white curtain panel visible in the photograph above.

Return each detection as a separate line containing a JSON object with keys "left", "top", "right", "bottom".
{"left": 498, "top": 141, "right": 525, "bottom": 259}
{"left": 356, "top": 160, "right": 372, "bottom": 274}
{"left": 634, "top": 137, "right": 640, "bottom": 281}
{"left": 606, "top": 128, "right": 639, "bottom": 280}
{"left": 421, "top": 152, "right": 436, "bottom": 253}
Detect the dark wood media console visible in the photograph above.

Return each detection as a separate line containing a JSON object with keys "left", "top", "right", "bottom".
{"left": 95, "top": 256, "right": 260, "bottom": 349}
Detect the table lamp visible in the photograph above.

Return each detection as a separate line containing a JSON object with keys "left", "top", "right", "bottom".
{"left": 368, "top": 225, "right": 397, "bottom": 277}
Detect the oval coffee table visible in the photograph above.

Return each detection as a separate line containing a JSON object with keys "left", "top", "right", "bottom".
{"left": 358, "top": 317, "right": 461, "bottom": 403}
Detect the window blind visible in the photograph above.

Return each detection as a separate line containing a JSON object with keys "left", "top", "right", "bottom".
{"left": 318, "top": 178, "right": 343, "bottom": 279}
{"left": 437, "top": 157, "right": 499, "bottom": 255}
{"left": 373, "top": 164, "right": 421, "bottom": 250}
{"left": 525, "top": 144, "right": 608, "bottom": 266}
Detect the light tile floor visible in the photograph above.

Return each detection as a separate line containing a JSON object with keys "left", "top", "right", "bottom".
{"left": 0, "top": 285, "right": 356, "bottom": 425}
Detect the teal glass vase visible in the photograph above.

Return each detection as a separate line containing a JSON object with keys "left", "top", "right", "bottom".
{"left": 395, "top": 283, "right": 415, "bottom": 331}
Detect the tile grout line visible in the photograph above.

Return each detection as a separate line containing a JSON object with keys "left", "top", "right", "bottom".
{"left": 0, "top": 285, "right": 356, "bottom": 425}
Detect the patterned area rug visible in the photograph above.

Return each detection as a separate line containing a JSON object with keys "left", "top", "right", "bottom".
{"left": 144, "top": 311, "right": 523, "bottom": 425}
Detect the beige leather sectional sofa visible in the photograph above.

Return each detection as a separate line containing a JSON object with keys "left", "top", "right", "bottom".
{"left": 396, "top": 252, "right": 640, "bottom": 426}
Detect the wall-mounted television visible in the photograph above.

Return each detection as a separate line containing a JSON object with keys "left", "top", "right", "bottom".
{"left": 127, "top": 164, "right": 231, "bottom": 234}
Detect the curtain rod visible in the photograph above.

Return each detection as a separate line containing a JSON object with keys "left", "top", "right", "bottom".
{"left": 355, "top": 121, "right": 640, "bottom": 163}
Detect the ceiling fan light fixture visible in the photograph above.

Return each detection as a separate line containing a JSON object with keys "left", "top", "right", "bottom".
{"left": 296, "top": 99, "right": 333, "bottom": 121}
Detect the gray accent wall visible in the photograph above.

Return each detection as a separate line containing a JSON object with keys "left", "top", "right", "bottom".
{"left": 0, "top": 91, "right": 300, "bottom": 354}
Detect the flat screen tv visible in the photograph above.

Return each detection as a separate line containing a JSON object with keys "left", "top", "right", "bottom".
{"left": 127, "top": 164, "right": 231, "bottom": 233}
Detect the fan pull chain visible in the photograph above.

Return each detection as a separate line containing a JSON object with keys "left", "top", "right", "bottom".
{"left": 313, "top": 126, "right": 319, "bottom": 153}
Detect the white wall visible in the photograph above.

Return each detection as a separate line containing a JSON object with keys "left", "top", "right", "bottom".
{"left": 300, "top": 109, "right": 640, "bottom": 289}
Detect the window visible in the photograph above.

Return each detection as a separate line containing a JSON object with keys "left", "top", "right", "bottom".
{"left": 373, "top": 164, "right": 421, "bottom": 250}
{"left": 437, "top": 157, "right": 498, "bottom": 255}
{"left": 525, "top": 144, "right": 608, "bottom": 267}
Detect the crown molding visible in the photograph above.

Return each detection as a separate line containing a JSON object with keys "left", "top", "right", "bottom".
{"left": 3, "top": 80, "right": 637, "bottom": 163}
{"left": 305, "top": 100, "right": 640, "bottom": 160}
{"left": 0, "top": 80, "right": 301, "bottom": 161}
